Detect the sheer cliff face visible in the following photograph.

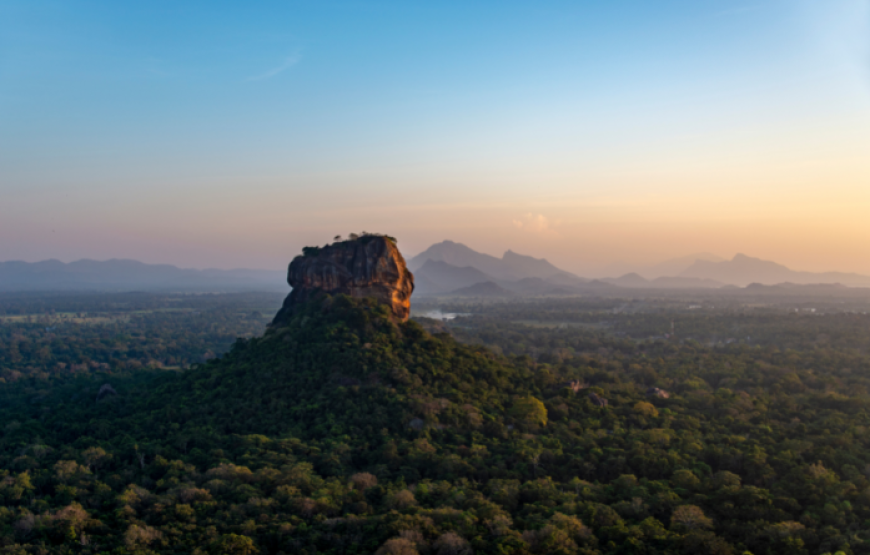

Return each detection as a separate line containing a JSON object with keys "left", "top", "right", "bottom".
{"left": 272, "top": 236, "right": 415, "bottom": 325}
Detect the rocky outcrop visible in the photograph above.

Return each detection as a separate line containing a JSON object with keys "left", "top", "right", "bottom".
{"left": 271, "top": 235, "right": 415, "bottom": 325}
{"left": 646, "top": 387, "right": 670, "bottom": 399}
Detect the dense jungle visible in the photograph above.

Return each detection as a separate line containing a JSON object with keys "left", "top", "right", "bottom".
{"left": 0, "top": 291, "right": 869, "bottom": 555}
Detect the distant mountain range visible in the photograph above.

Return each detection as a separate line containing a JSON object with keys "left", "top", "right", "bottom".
{"left": 409, "top": 240, "right": 583, "bottom": 282}
{"left": 601, "top": 253, "right": 725, "bottom": 279}
{"left": 410, "top": 242, "right": 721, "bottom": 296}
{"left": 412, "top": 260, "right": 495, "bottom": 295}
{"left": 678, "top": 254, "right": 870, "bottom": 287}
{"left": 409, "top": 241, "right": 870, "bottom": 296}
{"left": 448, "top": 281, "right": 515, "bottom": 297}
{"left": 0, "top": 259, "right": 286, "bottom": 292}
{"left": 600, "top": 273, "right": 724, "bottom": 289}
{"left": 3, "top": 245, "right": 869, "bottom": 295}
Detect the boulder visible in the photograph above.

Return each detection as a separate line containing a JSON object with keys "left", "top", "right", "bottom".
{"left": 588, "top": 392, "right": 608, "bottom": 407}
{"left": 272, "top": 235, "right": 415, "bottom": 325}
{"left": 646, "top": 387, "right": 670, "bottom": 399}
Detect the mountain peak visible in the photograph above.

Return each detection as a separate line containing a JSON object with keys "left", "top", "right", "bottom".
{"left": 411, "top": 240, "right": 579, "bottom": 285}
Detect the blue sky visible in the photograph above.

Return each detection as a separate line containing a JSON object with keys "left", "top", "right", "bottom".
{"left": 1, "top": 1, "right": 868, "bottom": 274}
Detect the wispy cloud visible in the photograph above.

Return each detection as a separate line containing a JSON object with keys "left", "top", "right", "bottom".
{"left": 512, "top": 213, "right": 561, "bottom": 238}
{"left": 247, "top": 53, "right": 301, "bottom": 81}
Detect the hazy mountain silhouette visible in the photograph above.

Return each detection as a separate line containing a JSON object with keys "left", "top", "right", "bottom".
{"left": 679, "top": 254, "right": 870, "bottom": 287}
{"left": 408, "top": 241, "right": 500, "bottom": 273}
{"left": 543, "top": 272, "right": 591, "bottom": 287}
{"left": 412, "top": 260, "right": 496, "bottom": 295}
{"left": 14, "top": 248, "right": 865, "bottom": 296}
{"left": 642, "top": 253, "right": 725, "bottom": 278}
{"left": 409, "top": 240, "right": 580, "bottom": 281}
{"left": 446, "top": 281, "right": 515, "bottom": 297}
{"left": 745, "top": 282, "right": 850, "bottom": 293}
{"left": 650, "top": 276, "right": 724, "bottom": 289}
{"left": 602, "top": 272, "right": 649, "bottom": 288}
{"left": 0, "top": 259, "right": 286, "bottom": 292}
{"left": 600, "top": 252, "right": 724, "bottom": 279}
{"left": 601, "top": 272, "right": 724, "bottom": 289}
{"left": 410, "top": 242, "right": 768, "bottom": 293}
{"left": 502, "top": 277, "right": 577, "bottom": 295}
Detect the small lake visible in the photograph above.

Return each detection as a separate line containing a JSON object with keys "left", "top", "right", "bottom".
{"left": 415, "top": 310, "right": 470, "bottom": 321}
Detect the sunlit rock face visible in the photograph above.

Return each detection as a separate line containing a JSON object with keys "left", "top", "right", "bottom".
{"left": 271, "top": 235, "right": 415, "bottom": 325}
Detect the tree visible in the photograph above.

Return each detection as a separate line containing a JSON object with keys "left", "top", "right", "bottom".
{"left": 211, "top": 534, "right": 258, "bottom": 555}
{"left": 387, "top": 489, "right": 417, "bottom": 510}
{"left": 125, "top": 524, "right": 163, "bottom": 550}
{"left": 81, "top": 446, "right": 110, "bottom": 473}
{"left": 349, "top": 472, "right": 378, "bottom": 491}
{"left": 511, "top": 396, "right": 547, "bottom": 427}
{"left": 633, "top": 401, "right": 659, "bottom": 418}
{"left": 376, "top": 538, "right": 419, "bottom": 555}
{"left": 671, "top": 505, "right": 714, "bottom": 531}
{"left": 433, "top": 532, "right": 472, "bottom": 555}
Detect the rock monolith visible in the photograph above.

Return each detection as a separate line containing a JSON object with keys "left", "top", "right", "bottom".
{"left": 271, "top": 235, "right": 415, "bottom": 326}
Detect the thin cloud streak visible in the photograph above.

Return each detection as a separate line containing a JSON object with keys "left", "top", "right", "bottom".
{"left": 246, "top": 53, "right": 301, "bottom": 81}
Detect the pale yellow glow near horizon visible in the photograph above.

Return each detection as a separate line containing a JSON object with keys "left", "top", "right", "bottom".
{"left": 4, "top": 114, "right": 868, "bottom": 276}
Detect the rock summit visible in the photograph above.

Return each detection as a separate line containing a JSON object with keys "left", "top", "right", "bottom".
{"left": 272, "top": 234, "right": 415, "bottom": 325}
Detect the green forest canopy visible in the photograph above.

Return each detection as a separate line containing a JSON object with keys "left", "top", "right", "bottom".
{"left": 0, "top": 293, "right": 868, "bottom": 554}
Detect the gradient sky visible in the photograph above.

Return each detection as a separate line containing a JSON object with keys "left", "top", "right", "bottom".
{"left": 2, "top": 0, "right": 869, "bottom": 276}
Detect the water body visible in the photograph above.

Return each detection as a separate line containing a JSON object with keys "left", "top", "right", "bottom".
{"left": 416, "top": 310, "right": 470, "bottom": 321}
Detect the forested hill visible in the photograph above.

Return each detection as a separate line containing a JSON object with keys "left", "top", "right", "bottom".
{"left": 1, "top": 295, "right": 869, "bottom": 554}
